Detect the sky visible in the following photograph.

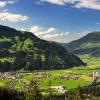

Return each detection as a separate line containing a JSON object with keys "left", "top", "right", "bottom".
{"left": 0, "top": 0, "right": 100, "bottom": 43}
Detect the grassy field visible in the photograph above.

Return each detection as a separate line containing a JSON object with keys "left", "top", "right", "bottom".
{"left": 20, "top": 55, "right": 100, "bottom": 90}
{"left": 0, "top": 55, "right": 100, "bottom": 91}
{"left": 0, "top": 80, "right": 9, "bottom": 86}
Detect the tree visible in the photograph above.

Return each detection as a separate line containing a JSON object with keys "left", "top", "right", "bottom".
{"left": 47, "top": 80, "right": 53, "bottom": 100}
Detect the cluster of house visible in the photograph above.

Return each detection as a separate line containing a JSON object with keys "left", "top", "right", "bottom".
{"left": 54, "top": 74, "right": 81, "bottom": 80}
{"left": 33, "top": 72, "right": 50, "bottom": 79}
{"left": 0, "top": 72, "right": 18, "bottom": 80}
{"left": 61, "top": 74, "right": 81, "bottom": 80}
{"left": 22, "top": 80, "right": 41, "bottom": 92}
{"left": 0, "top": 72, "right": 31, "bottom": 81}
{"left": 54, "top": 72, "right": 100, "bottom": 81}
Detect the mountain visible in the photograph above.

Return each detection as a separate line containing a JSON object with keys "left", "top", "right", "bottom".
{"left": 62, "top": 32, "right": 100, "bottom": 57}
{"left": 0, "top": 25, "right": 84, "bottom": 71}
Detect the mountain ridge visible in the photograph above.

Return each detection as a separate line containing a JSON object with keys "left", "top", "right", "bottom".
{"left": 62, "top": 32, "right": 100, "bottom": 57}
{"left": 0, "top": 25, "right": 84, "bottom": 71}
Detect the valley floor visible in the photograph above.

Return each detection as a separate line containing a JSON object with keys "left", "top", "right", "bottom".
{"left": 0, "top": 55, "right": 100, "bottom": 95}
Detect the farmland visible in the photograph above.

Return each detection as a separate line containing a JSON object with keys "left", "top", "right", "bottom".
{"left": 0, "top": 55, "right": 99, "bottom": 92}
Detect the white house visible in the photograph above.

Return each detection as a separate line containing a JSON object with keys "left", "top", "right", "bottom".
{"left": 50, "top": 86, "right": 67, "bottom": 94}
{"left": 93, "top": 72, "right": 99, "bottom": 81}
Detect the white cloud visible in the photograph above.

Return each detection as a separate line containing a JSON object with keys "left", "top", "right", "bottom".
{"left": 42, "top": 32, "right": 68, "bottom": 38}
{"left": 30, "top": 25, "right": 44, "bottom": 33}
{"left": 43, "top": 34, "right": 58, "bottom": 38}
{"left": 46, "top": 27, "right": 57, "bottom": 33}
{"left": 30, "top": 26, "right": 57, "bottom": 36}
{"left": 0, "top": 0, "right": 17, "bottom": 8}
{"left": 30, "top": 25, "right": 70, "bottom": 42}
{"left": 39, "top": 0, "right": 100, "bottom": 10}
{"left": 0, "top": 12, "right": 29, "bottom": 22}
{"left": 7, "top": 0, "right": 17, "bottom": 4}
{"left": 74, "top": 0, "right": 100, "bottom": 10}
{"left": 20, "top": 28, "right": 26, "bottom": 31}
{"left": 0, "top": 1, "right": 7, "bottom": 7}
{"left": 40, "top": 0, "right": 67, "bottom": 5}
{"left": 30, "top": 25, "right": 89, "bottom": 43}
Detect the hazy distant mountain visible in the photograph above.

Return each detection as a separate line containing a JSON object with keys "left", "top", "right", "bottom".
{"left": 0, "top": 25, "right": 84, "bottom": 71}
{"left": 62, "top": 32, "right": 100, "bottom": 57}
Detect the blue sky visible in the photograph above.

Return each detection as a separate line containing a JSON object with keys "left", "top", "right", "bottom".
{"left": 0, "top": 0, "right": 100, "bottom": 43}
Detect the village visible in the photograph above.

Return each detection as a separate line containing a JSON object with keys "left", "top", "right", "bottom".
{"left": 0, "top": 71, "right": 99, "bottom": 94}
{"left": 0, "top": 72, "right": 32, "bottom": 81}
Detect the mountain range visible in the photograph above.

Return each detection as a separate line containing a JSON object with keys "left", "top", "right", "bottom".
{"left": 0, "top": 25, "right": 84, "bottom": 71}
{"left": 62, "top": 32, "right": 100, "bottom": 57}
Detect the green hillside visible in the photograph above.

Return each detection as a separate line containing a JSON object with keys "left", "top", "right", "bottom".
{"left": 62, "top": 32, "right": 100, "bottom": 57}
{"left": 0, "top": 25, "right": 84, "bottom": 71}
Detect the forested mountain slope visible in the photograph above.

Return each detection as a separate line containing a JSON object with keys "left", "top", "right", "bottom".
{"left": 0, "top": 25, "right": 84, "bottom": 71}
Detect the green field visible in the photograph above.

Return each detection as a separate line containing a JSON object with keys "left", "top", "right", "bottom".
{"left": 0, "top": 55, "right": 100, "bottom": 91}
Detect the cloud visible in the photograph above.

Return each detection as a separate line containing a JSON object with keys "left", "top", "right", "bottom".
{"left": 39, "top": 0, "right": 100, "bottom": 10}
{"left": 74, "top": 0, "right": 100, "bottom": 10}
{"left": 30, "top": 25, "right": 70, "bottom": 42}
{"left": 0, "top": 12, "right": 29, "bottom": 22}
{"left": 30, "top": 25, "right": 44, "bottom": 33}
{"left": 7, "top": 0, "right": 17, "bottom": 4}
{"left": 0, "top": 1, "right": 7, "bottom": 7}
{"left": 20, "top": 28, "right": 26, "bottom": 31}
{"left": 0, "top": 0, "right": 17, "bottom": 7}
{"left": 40, "top": 0, "right": 67, "bottom": 5}
{"left": 30, "top": 25, "right": 89, "bottom": 43}
{"left": 43, "top": 32, "right": 69, "bottom": 38}
{"left": 45, "top": 27, "right": 57, "bottom": 33}
{"left": 30, "top": 26, "right": 57, "bottom": 36}
{"left": 96, "top": 22, "right": 100, "bottom": 25}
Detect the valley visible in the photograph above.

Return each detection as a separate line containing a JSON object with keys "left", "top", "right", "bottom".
{"left": 0, "top": 55, "right": 100, "bottom": 95}
{"left": 0, "top": 25, "right": 100, "bottom": 100}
